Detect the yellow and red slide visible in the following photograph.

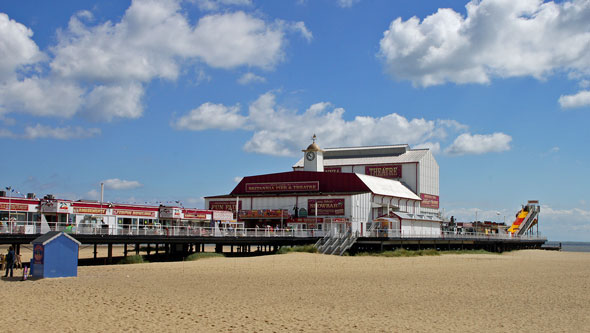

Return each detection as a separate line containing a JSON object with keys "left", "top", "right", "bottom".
{"left": 508, "top": 201, "right": 540, "bottom": 235}
{"left": 508, "top": 209, "right": 528, "bottom": 234}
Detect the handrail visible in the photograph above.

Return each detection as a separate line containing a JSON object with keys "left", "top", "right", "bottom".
{"left": 0, "top": 221, "right": 546, "bottom": 240}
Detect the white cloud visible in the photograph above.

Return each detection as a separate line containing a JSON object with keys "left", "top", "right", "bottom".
{"left": 414, "top": 142, "right": 441, "bottom": 154}
{"left": 559, "top": 90, "right": 590, "bottom": 109}
{"left": 194, "top": 0, "right": 252, "bottom": 11}
{"left": 175, "top": 91, "right": 481, "bottom": 156}
{"left": 22, "top": 124, "right": 101, "bottom": 140}
{"left": 0, "top": 128, "right": 15, "bottom": 138}
{"left": 173, "top": 102, "right": 246, "bottom": 131}
{"left": 337, "top": 0, "right": 360, "bottom": 8}
{"left": 0, "top": 77, "right": 83, "bottom": 118}
{"left": 1, "top": 1, "right": 307, "bottom": 121}
{"left": 445, "top": 132, "right": 511, "bottom": 156}
{"left": 103, "top": 178, "right": 143, "bottom": 190}
{"left": 287, "top": 21, "right": 313, "bottom": 42}
{"left": 237, "top": 72, "right": 266, "bottom": 85}
{"left": 85, "top": 189, "right": 100, "bottom": 200}
{"left": 83, "top": 83, "right": 144, "bottom": 121}
{"left": 0, "top": 13, "right": 44, "bottom": 77}
{"left": 378, "top": 0, "right": 590, "bottom": 87}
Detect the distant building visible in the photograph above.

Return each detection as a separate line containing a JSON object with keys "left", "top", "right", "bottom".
{"left": 205, "top": 137, "right": 441, "bottom": 236}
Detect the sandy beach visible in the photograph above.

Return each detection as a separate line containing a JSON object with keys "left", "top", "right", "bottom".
{"left": 1, "top": 250, "right": 589, "bottom": 332}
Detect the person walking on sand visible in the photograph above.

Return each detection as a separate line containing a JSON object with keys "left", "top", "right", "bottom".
{"left": 4, "top": 246, "right": 15, "bottom": 277}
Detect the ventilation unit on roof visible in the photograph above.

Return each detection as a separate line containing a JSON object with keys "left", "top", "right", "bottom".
{"left": 44, "top": 194, "right": 55, "bottom": 200}
{"left": 0, "top": 190, "right": 6, "bottom": 197}
{"left": 27, "top": 193, "right": 36, "bottom": 199}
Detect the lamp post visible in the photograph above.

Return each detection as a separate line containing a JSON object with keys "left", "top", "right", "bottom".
{"left": 6, "top": 186, "right": 12, "bottom": 233}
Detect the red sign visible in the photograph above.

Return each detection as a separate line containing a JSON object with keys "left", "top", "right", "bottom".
{"left": 245, "top": 181, "right": 319, "bottom": 193}
{"left": 308, "top": 199, "right": 345, "bottom": 216}
{"left": 0, "top": 203, "right": 29, "bottom": 211}
{"left": 239, "top": 210, "right": 289, "bottom": 219}
{"left": 324, "top": 167, "right": 341, "bottom": 173}
{"left": 365, "top": 164, "right": 402, "bottom": 179}
{"left": 74, "top": 207, "right": 106, "bottom": 214}
{"left": 420, "top": 194, "right": 439, "bottom": 209}
{"left": 183, "top": 210, "right": 210, "bottom": 219}
{"left": 113, "top": 209, "right": 156, "bottom": 217}
{"left": 289, "top": 217, "right": 324, "bottom": 223}
{"left": 209, "top": 200, "right": 241, "bottom": 212}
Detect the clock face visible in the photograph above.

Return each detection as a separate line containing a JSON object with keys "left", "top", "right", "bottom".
{"left": 306, "top": 151, "right": 316, "bottom": 161}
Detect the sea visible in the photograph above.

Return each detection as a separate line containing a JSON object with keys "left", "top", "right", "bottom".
{"left": 544, "top": 241, "right": 590, "bottom": 252}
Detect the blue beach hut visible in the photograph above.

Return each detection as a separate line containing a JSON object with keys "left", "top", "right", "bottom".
{"left": 30, "top": 231, "right": 81, "bottom": 278}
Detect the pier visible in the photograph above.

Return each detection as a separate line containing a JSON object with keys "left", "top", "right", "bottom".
{"left": 0, "top": 223, "right": 546, "bottom": 265}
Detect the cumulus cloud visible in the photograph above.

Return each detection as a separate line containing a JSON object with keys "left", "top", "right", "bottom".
{"left": 0, "top": 0, "right": 307, "bottom": 122}
{"left": 22, "top": 124, "right": 101, "bottom": 140}
{"left": 445, "top": 132, "right": 511, "bottom": 155}
{"left": 194, "top": 0, "right": 252, "bottom": 11}
{"left": 378, "top": 0, "right": 590, "bottom": 88}
{"left": 337, "top": 0, "right": 360, "bottom": 8}
{"left": 237, "top": 72, "right": 266, "bottom": 85}
{"left": 559, "top": 90, "right": 590, "bottom": 109}
{"left": 173, "top": 102, "right": 246, "bottom": 131}
{"left": 83, "top": 83, "right": 144, "bottom": 121}
{"left": 0, "top": 13, "right": 44, "bottom": 77}
{"left": 103, "top": 178, "right": 143, "bottom": 190}
{"left": 173, "top": 91, "right": 508, "bottom": 157}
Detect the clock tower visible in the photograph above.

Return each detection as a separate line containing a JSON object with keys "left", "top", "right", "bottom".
{"left": 302, "top": 134, "right": 324, "bottom": 172}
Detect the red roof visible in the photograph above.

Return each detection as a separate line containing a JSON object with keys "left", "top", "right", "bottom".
{"left": 230, "top": 171, "right": 371, "bottom": 195}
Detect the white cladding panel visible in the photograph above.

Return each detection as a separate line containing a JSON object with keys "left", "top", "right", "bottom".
{"left": 401, "top": 220, "right": 441, "bottom": 236}
{"left": 418, "top": 151, "right": 439, "bottom": 215}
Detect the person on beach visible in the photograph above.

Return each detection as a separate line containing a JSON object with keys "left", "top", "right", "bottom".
{"left": 4, "top": 246, "right": 15, "bottom": 277}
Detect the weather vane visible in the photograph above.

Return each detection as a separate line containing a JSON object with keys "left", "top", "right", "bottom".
{"left": 312, "top": 134, "right": 317, "bottom": 143}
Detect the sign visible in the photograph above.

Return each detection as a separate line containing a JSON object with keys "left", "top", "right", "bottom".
{"left": 365, "top": 164, "right": 402, "bottom": 179}
{"left": 33, "top": 244, "right": 44, "bottom": 264}
{"left": 160, "top": 207, "right": 182, "bottom": 219}
{"left": 290, "top": 217, "right": 324, "bottom": 223}
{"left": 245, "top": 181, "right": 319, "bottom": 193}
{"left": 183, "top": 210, "right": 210, "bottom": 220}
{"left": 298, "top": 208, "right": 308, "bottom": 217}
{"left": 209, "top": 200, "right": 242, "bottom": 212}
{"left": 0, "top": 203, "right": 29, "bottom": 211}
{"left": 308, "top": 199, "right": 345, "bottom": 216}
{"left": 73, "top": 207, "right": 106, "bottom": 214}
{"left": 113, "top": 209, "right": 156, "bottom": 217}
{"left": 239, "top": 209, "right": 289, "bottom": 219}
{"left": 420, "top": 194, "right": 439, "bottom": 209}
{"left": 212, "top": 210, "right": 234, "bottom": 221}
{"left": 324, "top": 167, "right": 341, "bottom": 173}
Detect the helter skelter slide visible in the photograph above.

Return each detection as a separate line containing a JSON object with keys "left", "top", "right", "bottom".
{"left": 508, "top": 200, "right": 540, "bottom": 236}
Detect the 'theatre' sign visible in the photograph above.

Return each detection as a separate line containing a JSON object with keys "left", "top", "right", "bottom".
{"left": 365, "top": 165, "right": 402, "bottom": 179}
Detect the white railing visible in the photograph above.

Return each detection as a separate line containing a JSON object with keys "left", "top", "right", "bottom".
{"left": 0, "top": 221, "right": 327, "bottom": 238}
{"left": 366, "top": 228, "right": 546, "bottom": 241}
{"left": 0, "top": 221, "right": 545, "bottom": 240}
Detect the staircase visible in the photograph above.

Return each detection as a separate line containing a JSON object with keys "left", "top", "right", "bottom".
{"left": 517, "top": 204, "right": 540, "bottom": 236}
{"left": 316, "top": 231, "right": 359, "bottom": 255}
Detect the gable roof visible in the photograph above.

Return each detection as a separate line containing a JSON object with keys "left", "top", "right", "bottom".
{"left": 225, "top": 171, "right": 421, "bottom": 201}
{"left": 32, "top": 231, "right": 81, "bottom": 245}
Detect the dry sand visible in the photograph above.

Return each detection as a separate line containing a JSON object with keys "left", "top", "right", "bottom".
{"left": 1, "top": 250, "right": 589, "bottom": 332}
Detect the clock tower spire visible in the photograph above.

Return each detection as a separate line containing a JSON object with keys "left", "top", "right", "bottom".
{"left": 302, "top": 134, "right": 324, "bottom": 172}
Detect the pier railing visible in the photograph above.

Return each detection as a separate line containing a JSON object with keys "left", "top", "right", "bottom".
{"left": 0, "top": 222, "right": 545, "bottom": 240}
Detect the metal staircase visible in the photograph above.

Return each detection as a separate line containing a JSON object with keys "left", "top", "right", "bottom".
{"left": 517, "top": 202, "right": 540, "bottom": 236}
{"left": 315, "top": 231, "right": 359, "bottom": 255}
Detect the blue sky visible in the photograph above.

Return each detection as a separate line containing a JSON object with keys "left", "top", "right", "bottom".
{"left": 1, "top": 0, "right": 589, "bottom": 241}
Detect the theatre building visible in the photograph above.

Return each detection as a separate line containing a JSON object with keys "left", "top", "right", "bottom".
{"left": 205, "top": 139, "right": 442, "bottom": 236}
